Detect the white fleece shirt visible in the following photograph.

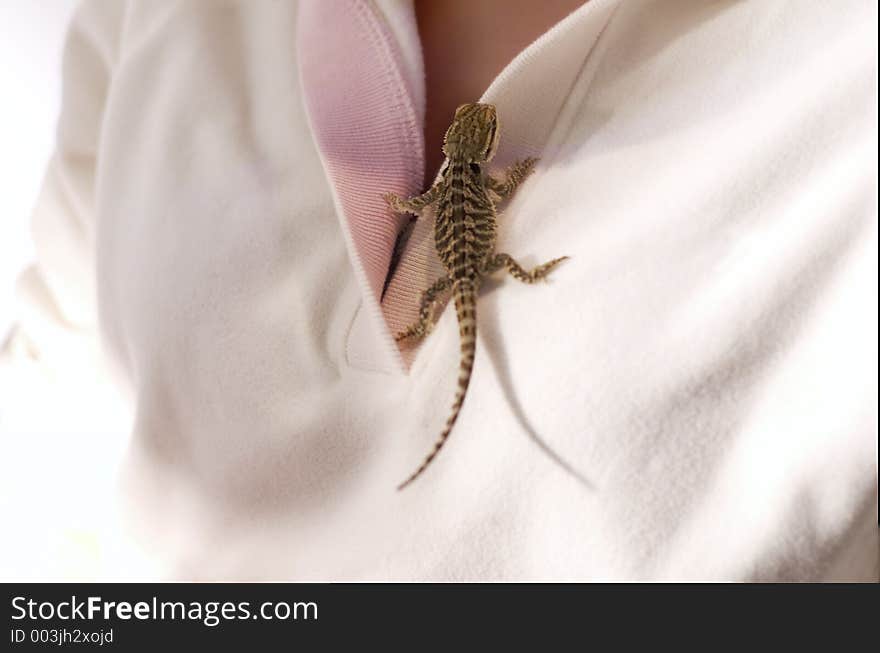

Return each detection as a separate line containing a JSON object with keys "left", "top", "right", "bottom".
{"left": 0, "top": 0, "right": 877, "bottom": 581}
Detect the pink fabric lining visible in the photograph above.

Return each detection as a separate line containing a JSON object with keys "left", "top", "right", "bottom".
{"left": 296, "top": 0, "right": 424, "bottom": 338}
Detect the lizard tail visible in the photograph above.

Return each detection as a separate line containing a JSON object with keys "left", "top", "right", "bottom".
{"left": 397, "top": 279, "right": 477, "bottom": 491}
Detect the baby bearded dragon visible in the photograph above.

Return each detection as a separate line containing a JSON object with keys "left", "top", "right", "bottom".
{"left": 385, "top": 103, "right": 568, "bottom": 490}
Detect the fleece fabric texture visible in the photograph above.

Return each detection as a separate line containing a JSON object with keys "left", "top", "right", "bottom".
{"left": 0, "top": 0, "right": 877, "bottom": 581}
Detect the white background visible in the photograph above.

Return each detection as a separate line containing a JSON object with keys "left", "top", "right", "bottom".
{"left": 0, "top": 0, "right": 80, "bottom": 331}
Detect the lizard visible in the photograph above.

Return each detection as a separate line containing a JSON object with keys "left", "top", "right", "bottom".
{"left": 384, "top": 102, "right": 568, "bottom": 491}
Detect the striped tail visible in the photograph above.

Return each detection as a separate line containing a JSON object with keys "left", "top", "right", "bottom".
{"left": 397, "top": 278, "right": 478, "bottom": 490}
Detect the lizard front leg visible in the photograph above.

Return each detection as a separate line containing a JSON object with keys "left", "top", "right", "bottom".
{"left": 486, "top": 156, "right": 539, "bottom": 203}
{"left": 481, "top": 252, "right": 569, "bottom": 283}
{"left": 381, "top": 184, "right": 443, "bottom": 296}
{"left": 383, "top": 184, "right": 441, "bottom": 216}
{"left": 394, "top": 275, "right": 453, "bottom": 342}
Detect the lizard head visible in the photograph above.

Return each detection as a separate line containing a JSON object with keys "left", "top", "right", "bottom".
{"left": 442, "top": 103, "right": 500, "bottom": 163}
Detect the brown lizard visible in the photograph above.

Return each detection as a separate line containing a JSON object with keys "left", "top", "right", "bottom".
{"left": 384, "top": 103, "right": 568, "bottom": 490}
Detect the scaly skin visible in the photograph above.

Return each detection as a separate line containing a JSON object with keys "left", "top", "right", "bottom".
{"left": 385, "top": 103, "right": 568, "bottom": 490}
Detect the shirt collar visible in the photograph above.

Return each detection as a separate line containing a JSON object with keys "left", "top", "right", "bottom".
{"left": 298, "top": 0, "right": 621, "bottom": 373}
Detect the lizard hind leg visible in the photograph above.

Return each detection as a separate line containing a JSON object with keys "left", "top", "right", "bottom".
{"left": 482, "top": 252, "right": 569, "bottom": 283}
{"left": 394, "top": 275, "right": 452, "bottom": 342}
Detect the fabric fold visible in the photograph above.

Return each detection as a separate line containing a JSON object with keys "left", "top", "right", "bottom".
{"left": 297, "top": 0, "right": 426, "bottom": 372}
